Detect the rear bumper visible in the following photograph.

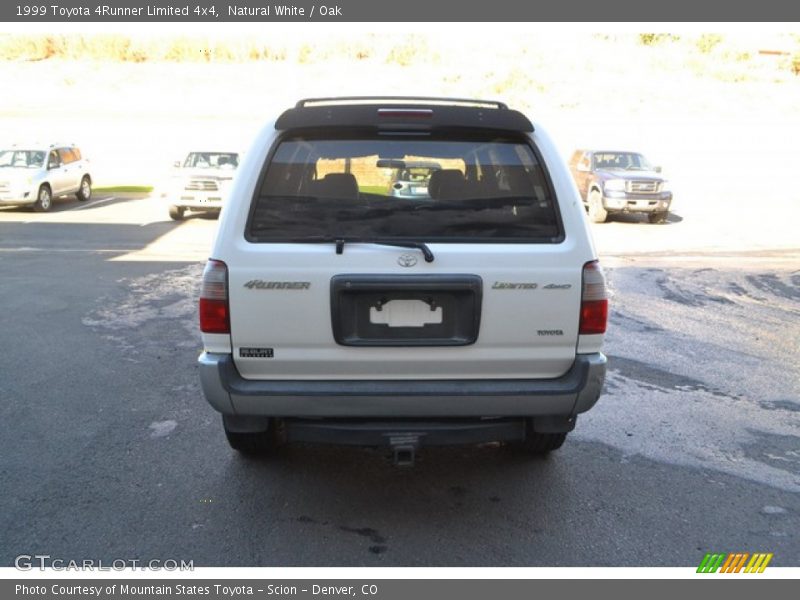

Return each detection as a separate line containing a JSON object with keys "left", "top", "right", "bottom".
{"left": 174, "top": 198, "right": 223, "bottom": 210}
{"left": 282, "top": 418, "right": 529, "bottom": 450}
{"left": 199, "top": 352, "right": 606, "bottom": 418}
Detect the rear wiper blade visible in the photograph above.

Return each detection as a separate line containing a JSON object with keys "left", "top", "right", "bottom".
{"left": 335, "top": 239, "right": 435, "bottom": 263}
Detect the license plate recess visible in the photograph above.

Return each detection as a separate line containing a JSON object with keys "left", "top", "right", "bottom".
{"left": 330, "top": 274, "right": 482, "bottom": 346}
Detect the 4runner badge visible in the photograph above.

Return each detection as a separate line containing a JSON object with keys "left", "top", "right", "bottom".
{"left": 244, "top": 280, "right": 310, "bottom": 290}
{"left": 397, "top": 254, "right": 418, "bottom": 267}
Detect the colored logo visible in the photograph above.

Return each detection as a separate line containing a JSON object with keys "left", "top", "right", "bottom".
{"left": 697, "top": 552, "right": 773, "bottom": 573}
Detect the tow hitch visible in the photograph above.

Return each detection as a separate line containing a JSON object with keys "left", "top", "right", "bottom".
{"left": 388, "top": 433, "right": 421, "bottom": 467}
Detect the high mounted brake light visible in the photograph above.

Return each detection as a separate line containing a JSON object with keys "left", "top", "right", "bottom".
{"left": 579, "top": 261, "right": 608, "bottom": 335}
{"left": 377, "top": 108, "right": 433, "bottom": 119}
{"left": 199, "top": 259, "right": 230, "bottom": 334}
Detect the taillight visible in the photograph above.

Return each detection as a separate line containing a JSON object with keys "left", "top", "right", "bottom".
{"left": 579, "top": 260, "right": 608, "bottom": 335}
{"left": 199, "top": 259, "right": 229, "bottom": 334}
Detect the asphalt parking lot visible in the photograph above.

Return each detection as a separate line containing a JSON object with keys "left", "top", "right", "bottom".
{"left": 1, "top": 195, "right": 798, "bottom": 567}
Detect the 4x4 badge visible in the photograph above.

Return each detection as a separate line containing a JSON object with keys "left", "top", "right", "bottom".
{"left": 397, "top": 254, "right": 418, "bottom": 267}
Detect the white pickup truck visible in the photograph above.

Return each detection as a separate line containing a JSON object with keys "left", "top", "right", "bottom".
{"left": 197, "top": 97, "right": 608, "bottom": 465}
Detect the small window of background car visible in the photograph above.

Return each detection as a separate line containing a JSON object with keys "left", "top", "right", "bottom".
{"left": 48, "top": 151, "right": 61, "bottom": 169}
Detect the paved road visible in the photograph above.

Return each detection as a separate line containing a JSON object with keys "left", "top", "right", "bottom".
{"left": 1, "top": 197, "right": 798, "bottom": 567}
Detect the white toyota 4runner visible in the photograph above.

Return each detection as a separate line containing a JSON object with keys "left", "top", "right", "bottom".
{"left": 198, "top": 97, "right": 608, "bottom": 464}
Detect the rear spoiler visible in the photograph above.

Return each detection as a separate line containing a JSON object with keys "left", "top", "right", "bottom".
{"left": 275, "top": 97, "right": 534, "bottom": 134}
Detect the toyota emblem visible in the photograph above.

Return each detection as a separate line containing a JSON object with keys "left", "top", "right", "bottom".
{"left": 397, "top": 254, "right": 418, "bottom": 267}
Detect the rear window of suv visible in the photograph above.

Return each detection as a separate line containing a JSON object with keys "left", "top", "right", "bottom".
{"left": 247, "top": 133, "right": 563, "bottom": 243}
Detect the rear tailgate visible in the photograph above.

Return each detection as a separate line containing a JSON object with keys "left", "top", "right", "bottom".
{"left": 228, "top": 243, "right": 581, "bottom": 380}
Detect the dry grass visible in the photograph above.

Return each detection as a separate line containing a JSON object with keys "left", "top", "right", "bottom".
{"left": 0, "top": 34, "right": 294, "bottom": 63}
{"left": 0, "top": 33, "right": 408, "bottom": 65}
{"left": 1, "top": 32, "right": 797, "bottom": 84}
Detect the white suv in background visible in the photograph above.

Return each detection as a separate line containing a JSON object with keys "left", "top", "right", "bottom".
{"left": 0, "top": 144, "right": 92, "bottom": 211}
{"left": 197, "top": 97, "right": 608, "bottom": 464}
{"left": 164, "top": 151, "right": 240, "bottom": 220}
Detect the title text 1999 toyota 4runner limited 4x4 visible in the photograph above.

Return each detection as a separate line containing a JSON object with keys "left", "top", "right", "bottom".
{"left": 198, "top": 97, "right": 608, "bottom": 465}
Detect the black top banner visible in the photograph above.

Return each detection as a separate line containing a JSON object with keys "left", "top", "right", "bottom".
{"left": 3, "top": 0, "right": 800, "bottom": 22}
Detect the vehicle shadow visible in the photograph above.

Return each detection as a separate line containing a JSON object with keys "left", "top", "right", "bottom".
{"left": 607, "top": 211, "right": 683, "bottom": 225}
{"left": 0, "top": 193, "right": 150, "bottom": 214}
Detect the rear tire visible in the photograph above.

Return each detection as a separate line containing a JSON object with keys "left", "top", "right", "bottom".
{"left": 648, "top": 211, "right": 668, "bottom": 224}
{"left": 76, "top": 176, "right": 91, "bottom": 201}
{"left": 168, "top": 205, "right": 185, "bottom": 221}
{"left": 518, "top": 419, "right": 568, "bottom": 455}
{"left": 223, "top": 417, "right": 279, "bottom": 456}
{"left": 33, "top": 185, "right": 52, "bottom": 212}
{"left": 521, "top": 432, "right": 567, "bottom": 454}
{"left": 587, "top": 189, "right": 608, "bottom": 223}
